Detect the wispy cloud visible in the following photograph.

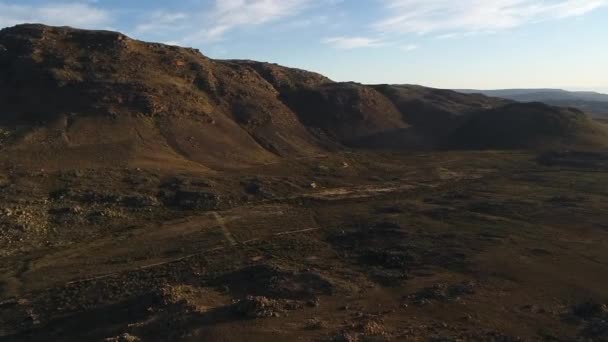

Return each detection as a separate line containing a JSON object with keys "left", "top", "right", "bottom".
{"left": 0, "top": 2, "right": 111, "bottom": 29}
{"left": 401, "top": 44, "right": 418, "bottom": 51}
{"left": 135, "top": 11, "right": 188, "bottom": 34}
{"left": 323, "top": 1, "right": 606, "bottom": 50}
{"left": 281, "top": 15, "right": 329, "bottom": 29}
{"left": 375, "top": 0, "right": 607, "bottom": 34}
{"left": 176, "top": 0, "right": 315, "bottom": 44}
{"left": 323, "top": 36, "right": 385, "bottom": 49}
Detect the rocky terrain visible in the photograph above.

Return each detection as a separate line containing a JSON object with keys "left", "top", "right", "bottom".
{"left": 1, "top": 24, "right": 608, "bottom": 341}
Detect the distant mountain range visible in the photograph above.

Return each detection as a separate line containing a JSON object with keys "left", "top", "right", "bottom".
{"left": 455, "top": 89, "right": 608, "bottom": 119}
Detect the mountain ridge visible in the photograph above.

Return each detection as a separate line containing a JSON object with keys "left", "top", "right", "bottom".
{"left": 455, "top": 88, "right": 608, "bottom": 118}
{"left": 1, "top": 24, "right": 607, "bottom": 172}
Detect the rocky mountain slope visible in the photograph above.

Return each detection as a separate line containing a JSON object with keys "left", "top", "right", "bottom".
{"left": 0, "top": 25, "right": 324, "bottom": 171}
{"left": 1, "top": 24, "right": 607, "bottom": 173}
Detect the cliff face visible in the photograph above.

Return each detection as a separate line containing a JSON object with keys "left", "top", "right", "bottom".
{"left": 0, "top": 24, "right": 606, "bottom": 171}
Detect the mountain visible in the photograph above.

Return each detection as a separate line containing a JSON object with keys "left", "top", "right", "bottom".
{"left": 456, "top": 88, "right": 608, "bottom": 119}
{"left": 0, "top": 24, "right": 326, "bottom": 171}
{"left": 448, "top": 102, "right": 608, "bottom": 149}
{"left": 0, "top": 24, "right": 607, "bottom": 174}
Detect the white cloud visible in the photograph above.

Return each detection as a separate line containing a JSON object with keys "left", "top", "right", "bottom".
{"left": 181, "top": 0, "right": 314, "bottom": 43}
{"left": 0, "top": 2, "right": 111, "bottom": 29}
{"left": 282, "top": 15, "right": 329, "bottom": 29}
{"left": 135, "top": 11, "right": 188, "bottom": 34}
{"left": 401, "top": 44, "right": 418, "bottom": 51}
{"left": 323, "top": 36, "right": 385, "bottom": 49}
{"left": 375, "top": 0, "right": 607, "bottom": 34}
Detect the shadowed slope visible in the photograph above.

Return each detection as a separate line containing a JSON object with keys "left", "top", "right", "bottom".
{"left": 447, "top": 102, "right": 608, "bottom": 149}
{"left": 373, "top": 85, "right": 510, "bottom": 135}
{"left": 280, "top": 82, "right": 409, "bottom": 144}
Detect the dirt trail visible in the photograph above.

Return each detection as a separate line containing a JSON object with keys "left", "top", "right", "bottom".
{"left": 211, "top": 211, "right": 238, "bottom": 246}
{"left": 302, "top": 183, "right": 422, "bottom": 200}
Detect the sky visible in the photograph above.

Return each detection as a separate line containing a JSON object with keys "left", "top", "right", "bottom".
{"left": 1, "top": 0, "right": 607, "bottom": 92}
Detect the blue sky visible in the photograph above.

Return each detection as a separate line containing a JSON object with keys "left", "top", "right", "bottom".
{"left": 1, "top": 0, "right": 607, "bottom": 92}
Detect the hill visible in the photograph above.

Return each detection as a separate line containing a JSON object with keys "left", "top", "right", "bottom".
{"left": 456, "top": 88, "right": 608, "bottom": 119}
{"left": 447, "top": 102, "right": 608, "bottom": 149}
{"left": 0, "top": 24, "right": 326, "bottom": 171}
{"left": 0, "top": 24, "right": 607, "bottom": 173}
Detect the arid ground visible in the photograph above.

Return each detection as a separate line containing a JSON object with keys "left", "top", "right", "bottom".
{"left": 1, "top": 150, "right": 608, "bottom": 341}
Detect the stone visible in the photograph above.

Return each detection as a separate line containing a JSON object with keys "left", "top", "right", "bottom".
{"left": 173, "top": 190, "right": 221, "bottom": 210}
{"left": 104, "top": 333, "right": 141, "bottom": 342}
{"left": 231, "top": 296, "right": 283, "bottom": 318}
{"left": 121, "top": 195, "right": 160, "bottom": 208}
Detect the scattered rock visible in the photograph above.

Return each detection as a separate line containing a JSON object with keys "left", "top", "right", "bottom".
{"left": 162, "top": 176, "right": 213, "bottom": 190}
{"left": 448, "top": 281, "right": 476, "bottom": 297}
{"left": 122, "top": 195, "right": 160, "bottom": 208}
{"left": 332, "top": 320, "right": 389, "bottom": 342}
{"left": 315, "top": 165, "right": 330, "bottom": 173}
{"left": 172, "top": 190, "right": 222, "bottom": 210}
{"left": 306, "top": 298, "right": 320, "bottom": 307}
{"left": 0, "top": 206, "right": 49, "bottom": 237}
{"left": 48, "top": 206, "right": 82, "bottom": 215}
{"left": 369, "top": 268, "right": 409, "bottom": 286}
{"left": 231, "top": 296, "right": 284, "bottom": 318}
{"left": 104, "top": 333, "right": 141, "bottom": 342}
{"left": 408, "top": 282, "right": 476, "bottom": 305}
{"left": 331, "top": 331, "right": 360, "bottom": 342}
{"left": 360, "top": 249, "right": 416, "bottom": 270}
{"left": 49, "top": 188, "right": 77, "bottom": 200}
{"left": 80, "top": 191, "right": 123, "bottom": 204}
{"left": 359, "top": 320, "right": 388, "bottom": 337}
{"left": 211, "top": 264, "right": 333, "bottom": 300}
{"left": 88, "top": 208, "right": 123, "bottom": 221}
{"left": 156, "top": 284, "right": 227, "bottom": 315}
{"left": 0, "top": 298, "right": 18, "bottom": 308}
{"left": 305, "top": 317, "right": 325, "bottom": 330}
